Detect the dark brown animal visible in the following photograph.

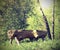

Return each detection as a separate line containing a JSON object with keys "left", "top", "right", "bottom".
{"left": 35, "top": 30, "right": 47, "bottom": 41}
{"left": 7, "top": 30, "right": 38, "bottom": 45}
{"left": 7, "top": 30, "right": 47, "bottom": 45}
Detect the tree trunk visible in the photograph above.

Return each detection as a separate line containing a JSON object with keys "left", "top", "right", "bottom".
{"left": 52, "top": 0, "right": 55, "bottom": 40}
{"left": 40, "top": 8, "right": 52, "bottom": 39}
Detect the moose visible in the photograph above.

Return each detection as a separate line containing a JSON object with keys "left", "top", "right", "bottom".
{"left": 7, "top": 30, "right": 47, "bottom": 45}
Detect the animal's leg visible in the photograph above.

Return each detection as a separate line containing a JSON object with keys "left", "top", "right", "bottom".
{"left": 35, "top": 38, "right": 38, "bottom": 41}
{"left": 15, "top": 37, "right": 20, "bottom": 46}
{"left": 10, "top": 39, "right": 13, "bottom": 44}
{"left": 42, "top": 36, "right": 45, "bottom": 41}
{"left": 29, "top": 38, "right": 34, "bottom": 42}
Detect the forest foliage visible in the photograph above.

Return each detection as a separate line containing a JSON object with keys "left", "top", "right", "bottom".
{"left": 0, "top": 0, "right": 60, "bottom": 44}
{"left": 0, "top": 0, "right": 60, "bottom": 50}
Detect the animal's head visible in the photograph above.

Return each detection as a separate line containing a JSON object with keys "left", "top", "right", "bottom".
{"left": 7, "top": 30, "right": 15, "bottom": 39}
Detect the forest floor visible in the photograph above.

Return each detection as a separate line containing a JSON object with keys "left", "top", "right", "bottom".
{"left": 0, "top": 38, "right": 60, "bottom": 50}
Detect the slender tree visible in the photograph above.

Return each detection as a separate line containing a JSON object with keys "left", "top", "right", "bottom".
{"left": 52, "top": 0, "right": 55, "bottom": 40}
{"left": 38, "top": 0, "right": 52, "bottom": 39}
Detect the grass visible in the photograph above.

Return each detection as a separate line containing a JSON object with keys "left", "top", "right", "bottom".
{"left": 0, "top": 39, "right": 60, "bottom": 50}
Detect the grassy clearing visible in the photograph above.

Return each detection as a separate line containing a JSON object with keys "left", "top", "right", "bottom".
{"left": 0, "top": 39, "right": 60, "bottom": 50}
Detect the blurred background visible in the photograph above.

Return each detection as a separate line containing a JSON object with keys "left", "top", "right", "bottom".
{"left": 0, "top": 0, "right": 60, "bottom": 50}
